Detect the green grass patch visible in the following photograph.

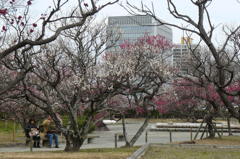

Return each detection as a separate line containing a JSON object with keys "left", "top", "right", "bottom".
{"left": 0, "top": 147, "right": 138, "bottom": 159}
{"left": 0, "top": 120, "right": 22, "bottom": 133}
{"left": 142, "top": 146, "right": 240, "bottom": 159}
{"left": 195, "top": 136, "right": 240, "bottom": 145}
{"left": 0, "top": 120, "right": 25, "bottom": 144}
{"left": 0, "top": 131, "right": 25, "bottom": 144}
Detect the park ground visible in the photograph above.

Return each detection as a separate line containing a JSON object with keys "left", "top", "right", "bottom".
{"left": 0, "top": 118, "right": 196, "bottom": 145}
{"left": 141, "top": 145, "right": 240, "bottom": 159}
{"left": 0, "top": 147, "right": 138, "bottom": 159}
{"left": 1, "top": 137, "right": 240, "bottom": 159}
{"left": 141, "top": 136, "right": 240, "bottom": 159}
{"left": 1, "top": 119, "right": 240, "bottom": 159}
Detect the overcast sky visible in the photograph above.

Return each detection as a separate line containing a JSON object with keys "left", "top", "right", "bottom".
{"left": 32, "top": 0, "right": 240, "bottom": 44}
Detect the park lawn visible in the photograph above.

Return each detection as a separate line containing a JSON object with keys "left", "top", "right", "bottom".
{"left": 0, "top": 120, "right": 25, "bottom": 144}
{"left": 0, "top": 147, "right": 138, "bottom": 159}
{"left": 0, "top": 131, "right": 25, "bottom": 144}
{"left": 141, "top": 146, "right": 240, "bottom": 159}
{"left": 195, "top": 136, "right": 240, "bottom": 145}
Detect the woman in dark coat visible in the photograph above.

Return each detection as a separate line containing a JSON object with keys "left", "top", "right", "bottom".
{"left": 25, "top": 119, "right": 41, "bottom": 148}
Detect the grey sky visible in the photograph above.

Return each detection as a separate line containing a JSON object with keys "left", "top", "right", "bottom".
{"left": 32, "top": 0, "right": 240, "bottom": 43}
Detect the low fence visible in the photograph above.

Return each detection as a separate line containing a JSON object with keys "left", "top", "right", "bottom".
{"left": 151, "top": 122, "right": 240, "bottom": 132}
{"left": 146, "top": 122, "right": 240, "bottom": 143}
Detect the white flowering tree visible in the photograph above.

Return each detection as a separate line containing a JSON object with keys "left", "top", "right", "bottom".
{"left": 0, "top": 0, "right": 118, "bottom": 96}
{"left": 21, "top": 19, "right": 120, "bottom": 151}
{"left": 103, "top": 35, "right": 173, "bottom": 146}
{"left": 0, "top": 0, "right": 118, "bottom": 151}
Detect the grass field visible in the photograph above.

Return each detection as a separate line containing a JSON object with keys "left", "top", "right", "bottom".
{"left": 0, "top": 120, "right": 25, "bottom": 144}
{"left": 195, "top": 136, "right": 240, "bottom": 145}
{"left": 0, "top": 147, "right": 138, "bottom": 159}
{"left": 143, "top": 136, "right": 240, "bottom": 159}
{"left": 0, "top": 131, "right": 25, "bottom": 144}
{"left": 141, "top": 146, "right": 240, "bottom": 159}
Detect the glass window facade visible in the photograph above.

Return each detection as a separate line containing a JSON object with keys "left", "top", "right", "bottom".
{"left": 107, "top": 15, "right": 173, "bottom": 52}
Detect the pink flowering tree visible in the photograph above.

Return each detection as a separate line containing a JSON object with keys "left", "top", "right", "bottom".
{"left": 158, "top": 78, "right": 240, "bottom": 138}
{"left": 0, "top": 63, "right": 40, "bottom": 126}
{"left": 125, "top": 0, "right": 240, "bottom": 121}
{"left": 0, "top": 98, "right": 45, "bottom": 130}
{"left": 172, "top": 79, "right": 222, "bottom": 138}
{"left": 103, "top": 34, "right": 173, "bottom": 146}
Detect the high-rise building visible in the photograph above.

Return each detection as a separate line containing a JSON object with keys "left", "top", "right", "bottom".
{"left": 172, "top": 38, "right": 200, "bottom": 74}
{"left": 172, "top": 44, "right": 192, "bottom": 74}
{"left": 106, "top": 15, "right": 173, "bottom": 52}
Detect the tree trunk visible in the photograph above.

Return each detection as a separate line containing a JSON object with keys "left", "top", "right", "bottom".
{"left": 126, "top": 117, "right": 149, "bottom": 147}
{"left": 227, "top": 116, "right": 233, "bottom": 136}
{"left": 205, "top": 114, "right": 215, "bottom": 138}
{"left": 217, "top": 90, "right": 240, "bottom": 120}
{"left": 121, "top": 113, "right": 130, "bottom": 146}
{"left": 64, "top": 134, "right": 85, "bottom": 152}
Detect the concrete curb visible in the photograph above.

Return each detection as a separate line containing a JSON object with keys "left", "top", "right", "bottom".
{"left": 127, "top": 143, "right": 150, "bottom": 159}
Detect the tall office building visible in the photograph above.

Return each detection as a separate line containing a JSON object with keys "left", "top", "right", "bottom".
{"left": 106, "top": 15, "right": 173, "bottom": 52}
{"left": 172, "top": 37, "right": 200, "bottom": 74}
{"left": 172, "top": 44, "right": 192, "bottom": 74}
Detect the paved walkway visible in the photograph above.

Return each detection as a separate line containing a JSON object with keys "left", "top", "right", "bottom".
{"left": 0, "top": 123, "right": 239, "bottom": 152}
